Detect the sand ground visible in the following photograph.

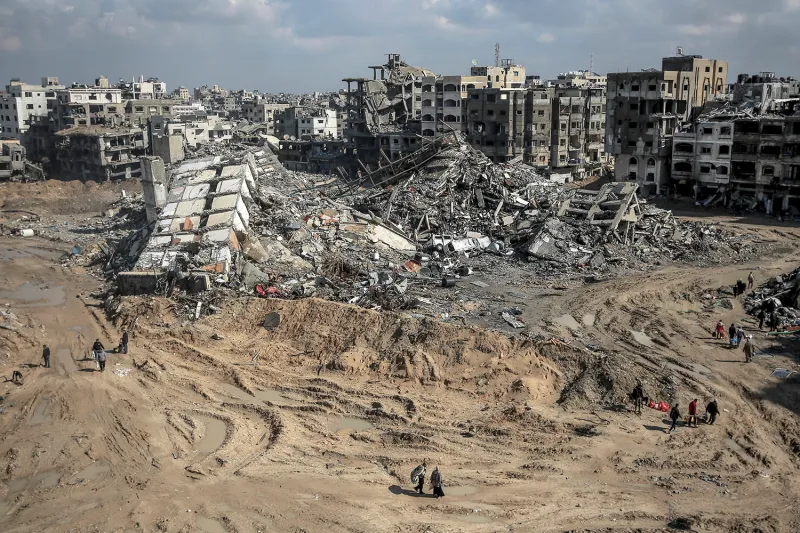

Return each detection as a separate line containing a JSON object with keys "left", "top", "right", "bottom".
{"left": 1, "top": 184, "right": 799, "bottom": 532}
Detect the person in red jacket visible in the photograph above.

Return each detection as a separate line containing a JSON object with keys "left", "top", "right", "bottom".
{"left": 688, "top": 399, "right": 698, "bottom": 428}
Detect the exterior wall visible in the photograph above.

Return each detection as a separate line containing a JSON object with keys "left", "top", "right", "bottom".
{"left": 465, "top": 88, "right": 525, "bottom": 163}
{"left": 1, "top": 81, "right": 62, "bottom": 141}
{"left": 470, "top": 65, "right": 526, "bottom": 88}
{"left": 420, "top": 75, "right": 487, "bottom": 136}
{"left": 671, "top": 121, "right": 733, "bottom": 191}
{"left": 606, "top": 56, "right": 728, "bottom": 193}
{"left": 524, "top": 87, "right": 554, "bottom": 167}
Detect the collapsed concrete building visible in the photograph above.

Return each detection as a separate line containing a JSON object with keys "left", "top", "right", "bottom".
{"left": 118, "top": 149, "right": 284, "bottom": 294}
{"left": 341, "top": 54, "right": 435, "bottom": 166}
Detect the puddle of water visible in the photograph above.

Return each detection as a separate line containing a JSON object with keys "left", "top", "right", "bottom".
{"left": 458, "top": 513, "right": 492, "bottom": 524}
{"left": 447, "top": 485, "right": 479, "bottom": 496}
{"left": 0, "top": 247, "right": 62, "bottom": 262}
{"left": 71, "top": 462, "right": 110, "bottom": 483}
{"left": 196, "top": 516, "right": 226, "bottom": 533}
{"left": 630, "top": 330, "right": 655, "bottom": 347}
{"left": 30, "top": 398, "right": 50, "bottom": 426}
{"left": 582, "top": 313, "right": 596, "bottom": 327}
{"left": 7, "top": 470, "right": 61, "bottom": 494}
{"left": 253, "top": 388, "right": 284, "bottom": 403}
{"left": 554, "top": 314, "right": 581, "bottom": 330}
{"left": 253, "top": 388, "right": 294, "bottom": 404}
{"left": 329, "top": 417, "right": 373, "bottom": 434}
{"left": 194, "top": 415, "right": 227, "bottom": 454}
{"left": 0, "top": 281, "right": 65, "bottom": 308}
{"left": 218, "top": 384, "right": 259, "bottom": 405}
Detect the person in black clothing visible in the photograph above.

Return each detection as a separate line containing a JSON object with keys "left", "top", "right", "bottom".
{"left": 11, "top": 370, "right": 23, "bottom": 384}
{"left": 728, "top": 323, "right": 736, "bottom": 341}
{"left": 414, "top": 471, "right": 426, "bottom": 494}
{"left": 42, "top": 345, "right": 50, "bottom": 368}
{"left": 120, "top": 329, "right": 129, "bottom": 354}
{"left": 706, "top": 399, "right": 719, "bottom": 425}
{"left": 631, "top": 383, "right": 645, "bottom": 414}
{"left": 92, "top": 339, "right": 104, "bottom": 356}
{"left": 769, "top": 312, "right": 780, "bottom": 332}
{"left": 758, "top": 309, "right": 766, "bottom": 330}
{"left": 668, "top": 403, "right": 681, "bottom": 433}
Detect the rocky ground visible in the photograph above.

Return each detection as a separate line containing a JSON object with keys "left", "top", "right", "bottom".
{"left": 0, "top": 181, "right": 799, "bottom": 532}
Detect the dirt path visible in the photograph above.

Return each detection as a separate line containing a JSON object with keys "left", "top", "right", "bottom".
{"left": 0, "top": 224, "right": 799, "bottom": 532}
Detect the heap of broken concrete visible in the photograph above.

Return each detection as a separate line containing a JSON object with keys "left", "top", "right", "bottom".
{"left": 743, "top": 267, "right": 800, "bottom": 329}
{"left": 113, "top": 134, "right": 758, "bottom": 320}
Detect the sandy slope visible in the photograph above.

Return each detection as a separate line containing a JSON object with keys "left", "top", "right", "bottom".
{"left": 0, "top": 216, "right": 799, "bottom": 532}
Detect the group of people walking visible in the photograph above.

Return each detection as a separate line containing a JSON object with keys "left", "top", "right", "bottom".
{"left": 668, "top": 398, "right": 719, "bottom": 433}
{"left": 411, "top": 463, "right": 445, "bottom": 498}
{"left": 37, "top": 330, "right": 129, "bottom": 373}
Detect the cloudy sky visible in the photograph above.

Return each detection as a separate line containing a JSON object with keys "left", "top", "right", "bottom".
{"left": 1, "top": 0, "right": 799, "bottom": 93}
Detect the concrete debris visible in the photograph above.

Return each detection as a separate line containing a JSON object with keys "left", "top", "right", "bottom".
{"left": 68, "top": 130, "right": 761, "bottom": 324}
{"left": 744, "top": 266, "right": 800, "bottom": 330}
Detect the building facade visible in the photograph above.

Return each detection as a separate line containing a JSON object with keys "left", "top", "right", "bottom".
{"left": 420, "top": 74, "right": 488, "bottom": 136}
{"left": 465, "top": 87, "right": 526, "bottom": 163}
{"left": 0, "top": 79, "right": 63, "bottom": 141}
{"left": 606, "top": 53, "right": 728, "bottom": 192}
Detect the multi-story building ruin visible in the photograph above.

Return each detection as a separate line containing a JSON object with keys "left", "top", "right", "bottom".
{"left": 606, "top": 52, "right": 728, "bottom": 192}
{"left": 420, "top": 73, "right": 489, "bottom": 136}
{"left": 341, "top": 54, "right": 435, "bottom": 167}
{"left": 671, "top": 99, "right": 800, "bottom": 211}
{"left": 465, "top": 87, "right": 526, "bottom": 163}
{"left": 274, "top": 107, "right": 337, "bottom": 140}
{"left": 730, "top": 72, "right": 800, "bottom": 104}
{"left": 55, "top": 126, "right": 148, "bottom": 181}
{"left": 0, "top": 78, "right": 63, "bottom": 142}
{"left": 53, "top": 87, "right": 125, "bottom": 130}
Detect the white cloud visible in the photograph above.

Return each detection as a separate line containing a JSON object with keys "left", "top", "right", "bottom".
{"left": 484, "top": 2, "right": 499, "bottom": 17}
{"left": 0, "top": 34, "right": 21, "bottom": 52}
{"left": 724, "top": 12, "right": 745, "bottom": 25}
{"left": 536, "top": 32, "right": 554, "bottom": 43}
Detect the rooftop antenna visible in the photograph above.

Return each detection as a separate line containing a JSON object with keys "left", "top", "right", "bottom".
{"left": 677, "top": 46, "right": 684, "bottom": 56}
{"left": 495, "top": 43, "right": 500, "bottom": 67}
{"left": 589, "top": 53, "right": 594, "bottom": 74}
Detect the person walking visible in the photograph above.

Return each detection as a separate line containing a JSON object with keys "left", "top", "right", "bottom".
{"left": 770, "top": 312, "right": 779, "bottom": 332}
{"left": 747, "top": 272, "right": 755, "bottom": 290}
{"left": 96, "top": 349, "right": 107, "bottom": 372}
{"left": 736, "top": 327, "right": 745, "bottom": 349}
{"left": 668, "top": 403, "right": 681, "bottom": 433}
{"left": 413, "top": 463, "right": 427, "bottom": 495}
{"left": 430, "top": 467, "right": 444, "bottom": 498}
{"left": 743, "top": 336, "right": 755, "bottom": 363}
{"left": 714, "top": 320, "right": 726, "bottom": 339}
{"left": 92, "top": 339, "right": 105, "bottom": 360}
{"left": 688, "top": 399, "right": 698, "bottom": 428}
{"left": 120, "top": 329, "right": 129, "bottom": 355}
{"left": 758, "top": 309, "right": 766, "bottom": 330}
{"left": 706, "top": 399, "right": 719, "bottom": 425}
{"left": 42, "top": 345, "right": 51, "bottom": 368}
{"left": 631, "top": 382, "right": 645, "bottom": 414}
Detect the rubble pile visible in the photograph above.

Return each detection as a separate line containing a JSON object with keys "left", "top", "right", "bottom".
{"left": 743, "top": 267, "right": 800, "bottom": 328}
{"left": 1, "top": 192, "right": 148, "bottom": 274}
{"left": 218, "top": 136, "right": 760, "bottom": 315}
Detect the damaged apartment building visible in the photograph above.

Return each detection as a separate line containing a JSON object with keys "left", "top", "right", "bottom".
{"left": 606, "top": 51, "right": 728, "bottom": 193}
{"left": 340, "top": 54, "right": 435, "bottom": 168}
{"left": 118, "top": 148, "right": 286, "bottom": 294}
{"left": 55, "top": 126, "right": 148, "bottom": 181}
{"left": 671, "top": 98, "right": 800, "bottom": 212}
{"left": 461, "top": 65, "right": 607, "bottom": 177}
